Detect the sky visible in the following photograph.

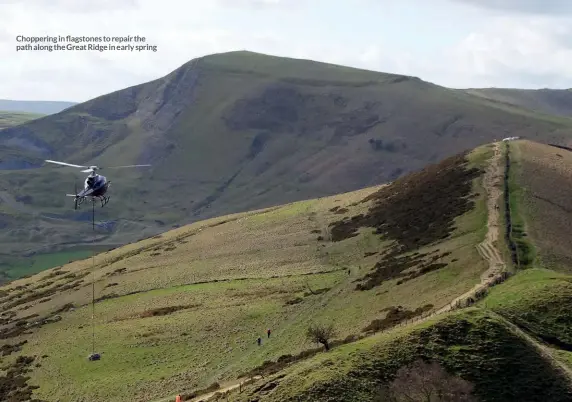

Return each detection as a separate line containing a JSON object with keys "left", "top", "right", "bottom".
{"left": 1, "top": 0, "right": 572, "bottom": 102}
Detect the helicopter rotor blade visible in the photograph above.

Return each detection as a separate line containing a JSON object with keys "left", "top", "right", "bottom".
{"left": 45, "top": 160, "right": 87, "bottom": 169}
{"left": 105, "top": 164, "right": 151, "bottom": 169}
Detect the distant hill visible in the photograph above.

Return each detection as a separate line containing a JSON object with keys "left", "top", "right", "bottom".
{"left": 465, "top": 88, "right": 572, "bottom": 118}
{"left": 0, "top": 99, "right": 76, "bottom": 115}
{"left": 1, "top": 50, "right": 572, "bottom": 279}
{"left": 0, "top": 110, "right": 45, "bottom": 129}
{"left": 1, "top": 140, "right": 570, "bottom": 401}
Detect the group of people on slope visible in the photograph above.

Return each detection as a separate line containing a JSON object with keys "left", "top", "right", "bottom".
{"left": 257, "top": 328, "right": 271, "bottom": 346}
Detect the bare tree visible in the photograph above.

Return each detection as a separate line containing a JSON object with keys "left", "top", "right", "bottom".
{"left": 306, "top": 323, "right": 336, "bottom": 351}
{"left": 376, "top": 359, "right": 478, "bottom": 402}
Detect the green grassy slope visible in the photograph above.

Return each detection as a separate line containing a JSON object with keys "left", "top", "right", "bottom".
{"left": 484, "top": 269, "right": 572, "bottom": 352}
{"left": 0, "top": 145, "right": 493, "bottom": 401}
{"left": 508, "top": 140, "right": 572, "bottom": 273}
{"left": 465, "top": 88, "right": 572, "bottom": 119}
{"left": 2, "top": 51, "right": 572, "bottom": 280}
{"left": 0, "top": 110, "right": 45, "bottom": 129}
{"left": 238, "top": 309, "right": 571, "bottom": 402}
{"left": 228, "top": 139, "right": 572, "bottom": 402}
{"left": 2, "top": 141, "right": 572, "bottom": 402}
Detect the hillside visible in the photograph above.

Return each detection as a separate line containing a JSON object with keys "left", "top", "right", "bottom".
{"left": 0, "top": 99, "right": 76, "bottom": 115}
{"left": 2, "top": 51, "right": 572, "bottom": 280}
{"left": 232, "top": 139, "right": 572, "bottom": 402}
{"left": 1, "top": 140, "right": 571, "bottom": 402}
{"left": 465, "top": 88, "right": 572, "bottom": 118}
{"left": 0, "top": 111, "right": 45, "bottom": 129}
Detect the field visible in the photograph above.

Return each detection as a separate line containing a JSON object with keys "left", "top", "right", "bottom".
{"left": 0, "top": 145, "right": 493, "bottom": 401}
{"left": 0, "top": 110, "right": 44, "bottom": 129}
{"left": 508, "top": 140, "right": 572, "bottom": 273}
{"left": 0, "top": 250, "right": 94, "bottom": 281}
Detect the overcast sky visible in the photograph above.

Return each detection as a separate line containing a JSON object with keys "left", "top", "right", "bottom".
{"left": 1, "top": 0, "right": 572, "bottom": 102}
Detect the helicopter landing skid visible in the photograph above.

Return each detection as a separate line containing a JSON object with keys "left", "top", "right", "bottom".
{"left": 99, "top": 195, "right": 110, "bottom": 208}
{"left": 74, "top": 196, "right": 85, "bottom": 210}
{"left": 73, "top": 195, "right": 109, "bottom": 210}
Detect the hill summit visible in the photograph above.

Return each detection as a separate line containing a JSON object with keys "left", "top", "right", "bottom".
{"left": 1, "top": 51, "right": 572, "bottom": 281}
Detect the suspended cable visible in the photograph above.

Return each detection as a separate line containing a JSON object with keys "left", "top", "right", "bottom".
{"left": 92, "top": 199, "right": 95, "bottom": 355}
{"left": 88, "top": 198, "right": 100, "bottom": 361}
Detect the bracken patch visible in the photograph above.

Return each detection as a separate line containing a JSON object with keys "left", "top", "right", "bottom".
{"left": 363, "top": 304, "right": 434, "bottom": 333}
{"left": 0, "top": 355, "right": 46, "bottom": 402}
{"left": 329, "top": 152, "right": 482, "bottom": 290}
{"left": 139, "top": 304, "right": 202, "bottom": 318}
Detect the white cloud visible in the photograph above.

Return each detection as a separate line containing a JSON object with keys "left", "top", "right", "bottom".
{"left": 0, "top": 0, "right": 571, "bottom": 102}
{"left": 0, "top": 0, "right": 140, "bottom": 12}
{"left": 441, "top": 15, "right": 572, "bottom": 88}
{"left": 450, "top": 0, "right": 572, "bottom": 15}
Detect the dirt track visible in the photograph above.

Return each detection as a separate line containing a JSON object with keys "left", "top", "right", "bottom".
{"left": 491, "top": 311, "right": 572, "bottom": 385}
{"left": 476, "top": 142, "right": 506, "bottom": 280}
{"left": 437, "top": 142, "right": 506, "bottom": 313}
{"left": 190, "top": 376, "right": 263, "bottom": 402}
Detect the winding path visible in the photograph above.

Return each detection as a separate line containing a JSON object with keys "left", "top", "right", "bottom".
{"left": 491, "top": 311, "right": 572, "bottom": 385}
{"left": 436, "top": 142, "right": 506, "bottom": 314}
{"left": 475, "top": 142, "right": 506, "bottom": 281}
{"left": 190, "top": 377, "right": 263, "bottom": 402}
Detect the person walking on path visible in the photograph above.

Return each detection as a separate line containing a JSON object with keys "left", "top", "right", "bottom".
{"left": 267, "top": 328, "right": 271, "bottom": 338}
{"left": 257, "top": 336, "right": 262, "bottom": 346}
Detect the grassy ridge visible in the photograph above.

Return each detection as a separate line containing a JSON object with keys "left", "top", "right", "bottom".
{"left": 464, "top": 88, "right": 572, "bottom": 119}
{"left": 227, "top": 140, "right": 572, "bottom": 401}
{"left": 509, "top": 140, "right": 572, "bottom": 274}
{"left": 237, "top": 309, "right": 572, "bottom": 402}
{"left": 504, "top": 141, "right": 536, "bottom": 268}
{"left": 483, "top": 269, "right": 572, "bottom": 350}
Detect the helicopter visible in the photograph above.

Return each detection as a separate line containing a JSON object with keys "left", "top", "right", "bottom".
{"left": 44, "top": 159, "right": 151, "bottom": 210}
